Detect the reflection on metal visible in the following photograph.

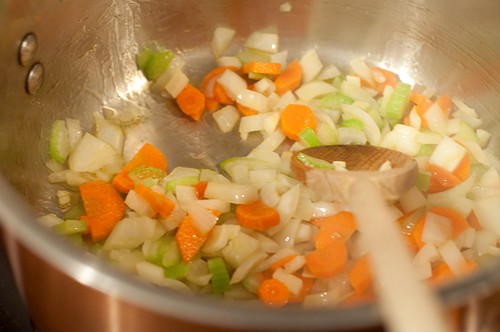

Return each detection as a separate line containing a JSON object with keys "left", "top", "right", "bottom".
{"left": 18, "top": 32, "right": 38, "bottom": 67}
{"left": 26, "top": 62, "right": 44, "bottom": 95}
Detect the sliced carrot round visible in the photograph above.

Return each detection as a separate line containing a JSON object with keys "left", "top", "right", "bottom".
{"left": 280, "top": 104, "right": 316, "bottom": 141}
{"left": 257, "top": 278, "right": 290, "bottom": 308}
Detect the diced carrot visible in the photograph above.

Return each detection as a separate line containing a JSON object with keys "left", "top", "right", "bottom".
{"left": 347, "top": 255, "right": 373, "bottom": 295}
{"left": 213, "top": 81, "right": 234, "bottom": 105}
{"left": 410, "top": 213, "right": 426, "bottom": 249}
{"left": 274, "top": 60, "right": 302, "bottom": 94}
{"left": 436, "top": 94, "right": 452, "bottom": 117}
{"left": 403, "top": 113, "right": 411, "bottom": 126}
{"left": 175, "top": 214, "right": 210, "bottom": 262}
{"left": 236, "top": 102, "right": 258, "bottom": 116}
{"left": 466, "top": 211, "right": 481, "bottom": 230}
{"left": 199, "top": 66, "right": 238, "bottom": 94}
{"left": 289, "top": 274, "right": 314, "bottom": 303}
{"left": 453, "top": 152, "right": 471, "bottom": 182}
{"left": 427, "top": 206, "right": 469, "bottom": 238}
{"left": 112, "top": 143, "right": 168, "bottom": 194}
{"left": 429, "top": 262, "right": 453, "bottom": 285}
{"left": 241, "top": 61, "right": 281, "bottom": 76}
{"left": 192, "top": 181, "right": 208, "bottom": 200}
{"left": 411, "top": 92, "right": 433, "bottom": 128}
{"left": 280, "top": 104, "right": 317, "bottom": 141}
{"left": 305, "top": 240, "right": 348, "bottom": 279}
{"left": 134, "top": 183, "right": 175, "bottom": 218}
{"left": 311, "top": 211, "right": 357, "bottom": 249}
{"left": 79, "top": 180, "right": 127, "bottom": 242}
{"left": 205, "top": 97, "right": 220, "bottom": 112}
{"left": 426, "top": 163, "right": 462, "bottom": 194}
{"left": 257, "top": 278, "right": 290, "bottom": 308}
{"left": 236, "top": 199, "right": 280, "bottom": 231}
{"left": 176, "top": 83, "right": 206, "bottom": 121}
{"left": 371, "top": 67, "right": 399, "bottom": 95}
{"left": 270, "top": 254, "right": 298, "bottom": 271}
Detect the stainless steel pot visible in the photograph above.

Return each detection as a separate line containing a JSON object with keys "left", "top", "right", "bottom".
{"left": 1, "top": 1, "right": 500, "bottom": 331}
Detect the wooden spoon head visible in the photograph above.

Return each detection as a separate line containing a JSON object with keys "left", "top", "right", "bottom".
{"left": 291, "top": 145, "right": 418, "bottom": 202}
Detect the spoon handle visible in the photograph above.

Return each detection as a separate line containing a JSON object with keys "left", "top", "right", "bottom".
{"left": 349, "top": 180, "right": 451, "bottom": 332}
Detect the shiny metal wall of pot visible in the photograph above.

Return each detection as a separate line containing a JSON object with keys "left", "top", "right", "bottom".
{"left": 0, "top": 1, "right": 500, "bottom": 331}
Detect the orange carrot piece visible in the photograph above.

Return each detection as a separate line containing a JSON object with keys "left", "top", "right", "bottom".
{"left": 79, "top": 180, "right": 127, "bottom": 242}
{"left": 236, "top": 199, "right": 280, "bottom": 231}
{"left": 312, "top": 211, "right": 357, "bottom": 249}
{"left": 274, "top": 60, "right": 302, "bottom": 94}
{"left": 410, "top": 213, "right": 426, "bottom": 249}
{"left": 257, "top": 278, "right": 290, "bottom": 308}
{"left": 453, "top": 152, "right": 471, "bottom": 182}
{"left": 270, "top": 254, "right": 298, "bottom": 271}
{"left": 213, "top": 81, "right": 234, "bottom": 105}
{"left": 428, "top": 206, "right": 469, "bottom": 238}
{"left": 305, "top": 240, "right": 348, "bottom": 279}
{"left": 411, "top": 92, "right": 433, "bottom": 128}
{"left": 436, "top": 94, "right": 452, "bottom": 117}
{"left": 280, "top": 104, "right": 317, "bottom": 141}
{"left": 430, "top": 262, "right": 454, "bottom": 285}
{"left": 175, "top": 214, "right": 210, "bottom": 263}
{"left": 176, "top": 83, "right": 206, "bottom": 121}
{"left": 347, "top": 255, "right": 373, "bottom": 295}
{"left": 371, "top": 67, "right": 399, "bottom": 95}
{"left": 241, "top": 61, "right": 281, "bottom": 75}
{"left": 236, "top": 103, "right": 258, "bottom": 116}
{"left": 134, "top": 183, "right": 175, "bottom": 218}
{"left": 192, "top": 181, "right": 208, "bottom": 200}
{"left": 205, "top": 97, "right": 220, "bottom": 112}
{"left": 112, "top": 143, "right": 168, "bottom": 194}
{"left": 466, "top": 211, "right": 481, "bottom": 230}
{"left": 426, "top": 163, "right": 462, "bottom": 194}
{"left": 199, "top": 66, "right": 238, "bottom": 94}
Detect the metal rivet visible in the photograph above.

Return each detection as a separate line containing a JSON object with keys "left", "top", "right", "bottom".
{"left": 19, "top": 33, "right": 38, "bottom": 66}
{"left": 26, "top": 62, "right": 44, "bottom": 95}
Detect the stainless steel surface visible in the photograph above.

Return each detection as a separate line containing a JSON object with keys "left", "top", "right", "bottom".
{"left": 0, "top": 0, "right": 500, "bottom": 331}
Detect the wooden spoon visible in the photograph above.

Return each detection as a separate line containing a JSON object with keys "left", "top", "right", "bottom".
{"left": 291, "top": 145, "right": 451, "bottom": 332}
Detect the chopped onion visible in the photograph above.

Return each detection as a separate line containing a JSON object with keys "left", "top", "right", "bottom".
{"left": 236, "top": 89, "right": 268, "bottom": 113}
{"left": 349, "top": 58, "right": 374, "bottom": 86}
{"left": 421, "top": 212, "right": 452, "bottom": 246}
{"left": 243, "top": 31, "right": 279, "bottom": 53}
{"left": 217, "top": 69, "right": 247, "bottom": 100}
{"left": 164, "top": 68, "right": 188, "bottom": 98}
{"left": 438, "top": 240, "right": 467, "bottom": 275}
{"left": 473, "top": 195, "right": 500, "bottom": 237}
{"left": 273, "top": 267, "right": 303, "bottom": 296}
{"left": 473, "top": 229, "right": 497, "bottom": 255}
{"left": 202, "top": 224, "right": 241, "bottom": 254}
{"left": 125, "top": 190, "right": 156, "bottom": 217}
{"left": 424, "top": 103, "right": 448, "bottom": 135}
{"left": 217, "top": 56, "right": 241, "bottom": 69}
{"left": 222, "top": 232, "right": 261, "bottom": 268}
{"left": 342, "top": 104, "right": 381, "bottom": 145}
{"left": 68, "top": 133, "right": 123, "bottom": 173}
{"left": 204, "top": 182, "right": 258, "bottom": 204}
{"left": 270, "top": 50, "right": 288, "bottom": 68}
{"left": 65, "top": 118, "right": 82, "bottom": 150}
{"left": 185, "top": 202, "right": 218, "bottom": 235}
{"left": 211, "top": 26, "right": 236, "bottom": 58}
{"left": 213, "top": 105, "right": 240, "bottom": 133}
{"left": 230, "top": 251, "right": 267, "bottom": 284}
{"left": 318, "top": 64, "right": 341, "bottom": 80}
{"left": 399, "top": 186, "right": 426, "bottom": 214}
{"left": 299, "top": 48, "right": 323, "bottom": 82}
{"left": 295, "top": 81, "right": 336, "bottom": 101}
{"left": 103, "top": 216, "right": 160, "bottom": 250}
{"left": 428, "top": 135, "right": 467, "bottom": 172}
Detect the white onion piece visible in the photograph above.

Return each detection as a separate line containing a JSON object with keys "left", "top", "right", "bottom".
{"left": 408, "top": 107, "right": 422, "bottom": 130}
{"left": 479, "top": 167, "right": 500, "bottom": 187}
{"left": 211, "top": 26, "right": 236, "bottom": 58}
{"left": 273, "top": 268, "right": 303, "bottom": 296}
{"left": 318, "top": 63, "right": 341, "bottom": 80}
{"left": 312, "top": 201, "right": 343, "bottom": 218}
{"left": 415, "top": 132, "right": 442, "bottom": 145}
{"left": 337, "top": 127, "right": 367, "bottom": 145}
{"left": 202, "top": 224, "right": 241, "bottom": 254}
{"left": 204, "top": 182, "right": 258, "bottom": 204}
{"left": 399, "top": 186, "right": 426, "bottom": 214}
{"left": 185, "top": 202, "right": 218, "bottom": 235}
{"left": 349, "top": 58, "right": 374, "bottom": 86}
{"left": 174, "top": 185, "right": 198, "bottom": 209}
{"left": 216, "top": 56, "right": 241, "bottom": 69}
{"left": 295, "top": 81, "right": 336, "bottom": 101}
{"left": 476, "top": 129, "right": 491, "bottom": 148}
{"left": 152, "top": 57, "right": 186, "bottom": 94}
{"left": 424, "top": 103, "right": 448, "bottom": 135}
{"left": 244, "top": 31, "right": 279, "bottom": 53}
{"left": 253, "top": 77, "right": 276, "bottom": 95}
{"left": 164, "top": 68, "right": 188, "bottom": 98}
{"left": 413, "top": 243, "right": 439, "bottom": 266}
{"left": 259, "top": 183, "right": 281, "bottom": 208}
{"left": 136, "top": 261, "right": 191, "bottom": 292}
{"left": 94, "top": 113, "right": 124, "bottom": 153}
{"left": 196, "top": 199, "right": 231, "bottom": 214}
{"left": 273, "top": 90, "right": 297, "bottom": 111}
{"left": 103, "top": 216, "right": 160, "bottom": 250}
{"left": 222, "top": 232, "right": 261, "bottom": 268}
{"left": 428, "top": 136, "right": 467, "bottom": 172}
{"left": 217, "top": 69, "right": 247, "bottom": 100}
{"left": 438, "top": 240, "right": 467, "bottom": 275}
{"left": 421, "top": 212, "right": 452, "bottom": 246}
{"left": 213, "top": 105, "right": 240, "bottom": 133}
{"left": 458, "top": 139, "right": 491, "bottom": 166}
{"left": 342, "top": 104, "right": 381, "bottom": 145}
{"left": 236, "top": 89, "right": 268, "bottom": 113}
{"left": 230, "top": 251, "right": 267, "bottom": 284}
{"left": 238, "top": 113, "right": 267, "bottom": 133}
{"left": 340, "top": 80, "right": 378, "bottom": 109}
{"left": 270, "top": 50, "right": 288, "bottom": 68}
{"left": 275, "top": 184, "right": 300, "bottom": 226}
{"left": 473, "top": 195, "right": 500, "bottom": 237}
{"left": 65, "top": 118, "right": 82, "bottom": 150}
{"left": 38, "top": 213, "right": 64, "bottom": 228}
{"left": 299, "top": 49, "right": 322, "bottom": 82}
{"left": 473, "top": 229, "right": 497, "bottom": 255}
{"left": 284, "top": 255, "right": 306, "bottom": 273}
{"left": 68, "top": 133, "right": 123, "bottom": 173}
{"left": 125, "top": 190, "right": 156, "bottom": 217}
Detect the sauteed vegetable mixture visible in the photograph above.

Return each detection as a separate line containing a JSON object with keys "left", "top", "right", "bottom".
{"left": 42, "top": 27, "right": 500, "bottom": 308}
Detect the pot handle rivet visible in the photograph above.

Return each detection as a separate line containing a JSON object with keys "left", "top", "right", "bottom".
{"left": 19, "top": 33, "right": 38, "bottom": 67}
{"left": 26, "top": 63, "right": 44, "bottom": 95}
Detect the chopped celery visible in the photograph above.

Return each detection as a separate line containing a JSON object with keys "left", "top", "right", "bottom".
{"left": 236, "top": 48, "right": 272, "bottom": 64}
{"left": 416, "top": 171, "right": 431, "bottom": 192}
{"left": 128, "top": 166, "right": 165, "bottom": 182}
{"left": 332, "top": 75, "right": 345, "bottom": 89}
{"left": 296, "top": 153, "right": 336, "bottom": 170}
{"left": 53, "top": 219, "right": 88, "bottom": 235}
{"left": 298, "top": 127, "right": 322, "bottom": 147}
{"left": 384, "top": 82, "right": 411, "bottom": 121}
{"left": 340, "top": 118, "right": 365, "bottom": 130}
{"left": 139, "top": 48, "right": 175, "bottom": 81}
{"left": 144, "top": 236, "right": 173, "bottom": 265}
{"left": 136, "top": 48, "right": 154, "bottom": 71}
{"left": 63, "top": 200, "right": 85, "bottom": 220}
{"left": 164, "top": 262, "right": 190, "bottom": 280}
{"left": 417, "top": 144, "right": 436, "bottom": 157}
{"left": 49, "top": 120, "right": 71, "bottom": 164}
{"left": 247, "top": 72, "right": 270, "bottom": 80}
{"left": 162, "top": 240, "right": 182, "bottom": 267}
{"left": 207, "top": 257, "right": 230, "bottom": 294}
{"left": 165, "top": 176, "right": 199, "bottom": 192}
{"left": 320, "top": 92, "right": 354, "bottom": 111}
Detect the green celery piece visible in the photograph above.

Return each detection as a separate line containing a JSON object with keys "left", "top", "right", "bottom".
{"left": 63, "top": 200, "right": 85, "bottom": 220}
{"left": 136, "top": 48, "right": 154, "bottom": 71}
{"left": 144, "top": 49, "right": 174, "bottom": 81}
{"left": 162, "top": 240, "right": 182, "bottom": 267}
{"left": 145, "top": 236, "right": 173, "bottom": 265}
{"left": 385, "top": 82, "right": 411, "bottom": 121}
{"left": 417, "top": 144, "right": 435, "bottom": 157}
{"left": 296, "top": 153, "right": 336, "bottom": 170}
{"left": 298, "top": 127, "right": 322, "bottom": 147}
{"left": 236, "top": 48, "right": 271, "bottom": 64}
{"left": 332, "top": 75, "right": 345, "bottom": 89}
{"left": 207, "top": 257, "right": 230, "bottom": 294}
{"left": 165, "top": 176, "right": 199, "bottom": 192}
{"left": 416, "top": 171, "right": 431, "bottom": 192}
{"left": 341, "top": 118, "right": 365, "bottom": 130}
{"left": 129, "top": 166, "right": 165, "bottom": 182}
{"left": 53, "top": 219, "right": 88, "bottom": 235}
{"left": 248, "top": 72, "right": 269, "bottom": 80}
{"left": 49, "top": 120, "right": 70, "bottom": 164}
{"left": 164, "top": 262, "right": 190, "bottom": 280}
{"left": 320, "top": 92, "right": 354, "bottom": 111}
